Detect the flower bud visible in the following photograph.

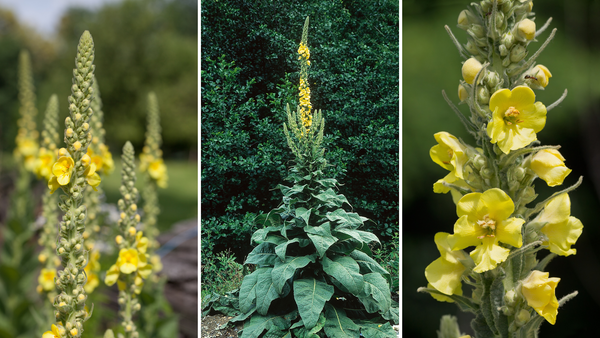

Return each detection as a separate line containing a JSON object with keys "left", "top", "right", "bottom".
{"left": 526, "top": 65, "right": 552, "bottom": 88}
{"left": 458, "top": 84, "right": 469, "bottom": 102}
{"left": 465, "top": 41, "right": 479, "bottom": 55}
{"left": 515, "top": 309, "right": 531, "bottom": 326}
{"left": 510, "top": 44, "right": 527, "bottom": 63}
{"left": 462, "top": 58, "right": 483, "bottom": 85}
{"left": 470, "top": 24, "right": 485, "bottom": 38}
{"left": 477, "top": 86, "right": 489, "bottom": 105}
{"left": 516, "top": 19, "right": 536, "bottom": 41}
{"left": 499, "top": 44, "right": 509, "bottom": 57}
{"left": 486, "top": 71, "right": 500, "bottom": 88}
{"left": 458, "top": 10, "right": 470, "bottom": 27}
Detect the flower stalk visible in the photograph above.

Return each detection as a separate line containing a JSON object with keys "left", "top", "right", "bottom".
{"left": 420, "top": 1, "right": 582, "bottom": 336}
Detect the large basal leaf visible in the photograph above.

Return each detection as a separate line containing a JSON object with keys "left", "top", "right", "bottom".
{"left": 334, "top": 228, "right": 380, "bottom": 246}
{"left": 312, "top": 188, "right": 350, "bottom": 208}
{"left": 357, "top": 273, "right": 391, "bottom": 314}
{"left": 323, "top": 304, "right": 360, "bottom": 338}
{"left": 350, "top": 250, "right": 391, "bottom": 285}
{"left": 245, "top": 242, "right": 278, "bottom": 266}
{"left": 239, "top": 268, "right": 270, "bottom": 313}
{"left": 291, "top": 313, "right": 326, "bottom": 338}
{"left": 305, "top": 223, "right": 337, "bottom": 258}
{"left": 357, "top": 322, "right": 397, "bottom": 338}
{"left": 272, "top": 255, "right": 315, "bottom": 294}
{"left": 293, "top": 278, "right": 334, "bottom": 330}
{"left": 255, "top": 210, "right": 282, "bottom": 228}
{"left": 316, "top": 178, "right": 338, "bottom": 189}
{"left": 256, "top": 268, "right": 287, "bottom": 315}
{"left": 275, "top": 239, "right": 301, "bottom": 261}
{"left": 322, "top": 256, "right": 364, "bottom": 295}
{"left": 326, "top": 209, "right": 368, "bottom": 229}
{"left": 240, "top": 312, "right": 294, "bottom": 338}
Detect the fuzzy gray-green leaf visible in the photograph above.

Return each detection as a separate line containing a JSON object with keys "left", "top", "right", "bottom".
{"left": 293, "top": 278, "right": 334, "bottom": 329}
{"left": 358, "top": 322, "right": 397, "bottom": 338}
{"left": 272, "top": 255, "right": 315, "bottom": 294}
{"left": 322, "top": 256, "right": 363, "bottom": 295}
{"left": 245, "top": 242, "right": 277, "bottom": 266}
{"left": 305, "top": 223, "right": 337, "bottom": 258}
{"left": 323, "top": 304, "right": 360, "bottom": 338}
{"left": 357, "top": 273, "right": 391, "bottom": 314}
{"left": 256, "top": 268, "right": 285, "bottom": 315}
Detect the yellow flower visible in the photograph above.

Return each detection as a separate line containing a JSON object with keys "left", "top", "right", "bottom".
{"left": 34, "top": 148, "right": 56, "bottom": 180}
{"left": 486, "top": 86, "right": 547, "bottom": 154}
{"left": 104, "top": 264, "right": 120, "bottom": 286}
{"left": 448, "top": 188, "right": 524, "bottom": 273}
{"left": 38, "top": 268, "right": 56, "bottom": 292}
{"left": 52, "top": 156, "right": 75, "bottom": 186}
{"left": 151, "top": 254, "right": 163, "bottom": 272}
{"left": 517, "top": 18, "right": 536, "bottom": 40}
{"left": 528, "top": 65, "right": 552, "bottom": 88}
{"left": 298, "top": 42, "right": 310, "bottom": 60}
{"left": 84, "top": 272, "right": 99, "bottom": 294}
{"left": 101, "top": 144, "right": 115, "bottom": 175}
{"left": 116, "top": 248, "right": 140, "bottom": 274}
{"left": 461, "top": 58, "right": 482, "bottom": 85}
{"left": 42, "top": 324, "right": 61, "bottom": 338}
{"left": 84, "top": 162, "right": 101, "bottom": 191}
{"left": 425, "top": 232, "right": 467, "bottom": 302}
{"left": 148, "top": 159, "right": 168, "bottom": 188}
{"left": 84, "top": 250, "right": 101, "bottom": 293}
{"left": 530, "top": 149, "right": 571, "bottom": 187}
{"left": 430, "top": 132, "right": 468, "bottom": 179}
{"left": 521, "top": 270, "right": 560, "bottom": 325}
{"left": 533, "top": 193, "right": 583, "bottom": 256}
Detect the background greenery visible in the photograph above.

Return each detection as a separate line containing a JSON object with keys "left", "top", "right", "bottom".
{"left": 200, "top": 0, "right": 399, "bottom": 292}
{"left": 403, "top": 0, "right": 600, "bottom": 336}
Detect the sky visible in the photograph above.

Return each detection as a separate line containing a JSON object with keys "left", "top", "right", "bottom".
{"left": 0, "top": 0, "right": 120, "bottom": 37}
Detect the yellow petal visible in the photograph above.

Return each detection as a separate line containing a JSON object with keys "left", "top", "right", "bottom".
{"left": 496, "top": 217, "right": 524, "bottom": 248}
{"left": 522, "top": 271, "right": 560, "bottom": 325}
{"left": 480, "top": 188, "right": 514, "bottom": 221}
{"left": 530, "top": 149, "right": 571, "bottom": 187}
{"left": 427, "top": 283, "right": 462, "bottom": 303}
{"left": 542, "top": 216, "right": 583, "bottom": 256}
{"left": 535, "top": 193, "right": 571, "bottom": 225}
{"left": 104, "top": 265, "right": 120, "bottom": 286}
{"left": 425, "top": 257, "right": 465, "bottom": 296}
{"left": 449, "top": 215, "right": 484, "bottom": 250}
{"left": 471, "top": 238, "right": 510, "bottom": 273}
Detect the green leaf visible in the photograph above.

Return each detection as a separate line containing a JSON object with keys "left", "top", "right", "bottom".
{"left": 293, "top": 278, "right": 334, "bottom": 329}
{"left": 240, "top": 314, "right": 271, "bottom": 338}
{"left": 490, "top": 270, "right": 508, "bottom": 338}
{"left": 350, "top": 250, "right": 390, "bottom": 282}
{"left": 272, "top": 256, "right": 315, "bottom": 294}
{"left": 239, "top": 268, "right": 269, "bottom": 313}
{"left": 245, "top": 242, "right": 278, "bottom": 266}
{"left": 252, "top": 226, "right": 283, "bottom": 244}
{"left": 480, "top": 273, "right": 499, "bottom": 336}
{"left": 279, "top": 184, "right": 306, "bottom": 197}
{"left": 275, "top": 239, "right": 300, "bottom": 261}
{"left": 305, "top": 223, "right": 337, "bottom": 258}
{"left": 256, "top": 268, "right": 286, "bottom": 315}
{"left": 323, "top": 304, "right": 360, "bottom": 338}
{"left": 334, "top": 228, "right": 380, "bottom": 246}
{"left": 358, "top": 322, "right": 397, "bottom": 338}
{"left": 328, "top": 238, "right": 361, "bottom": 255}
{"left": 312, "top": 188, "right": 350, "bottom": 208}
{"left": 322, "top": 256, "right": 364, "bottom": 295}
{"left": 316, "top": 178, "right": 338, "bottom": 188}
{"left": 357, "top": 273, "right": 391, "bottom": 314}
{"left": 326, "top": 209, "right": 367, "bottom": 229}
{"left": 291, "top": 313, "right": 326, "bottom": 338}
{"left": 471, "top": 313, "right": 496, "bottom": 338}
{"left": 295, "top": 207, "right": 312, "bottom": 226}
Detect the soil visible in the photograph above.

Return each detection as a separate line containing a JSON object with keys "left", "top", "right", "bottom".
{"left": 201, "top": 314, "right": 244, "bottom": 338}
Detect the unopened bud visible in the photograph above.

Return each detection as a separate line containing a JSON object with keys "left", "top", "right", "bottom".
{"left": 510, "top": 44, "right": 527, "bottom": 63}
{"left": 462, "top": 58, "right": 483, "bottom": 85}
{"left": 477, "top": 86, "right": 489, "bottom": 104}
{"left": 516, "top": 19, "right": 536, "bottom": 41}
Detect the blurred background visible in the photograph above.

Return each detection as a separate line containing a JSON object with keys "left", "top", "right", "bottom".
{"left": 0, "top": 0, "right": 197, "bottom": 336}
{"left": 403, "top": 0, "right": 600, "bottom": 336}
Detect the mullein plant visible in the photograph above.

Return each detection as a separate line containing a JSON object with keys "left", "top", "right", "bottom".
{"left": 104, "top": 141, "right": 153, "bottom": 338}
{"left": 233, "top": 17, "right": 399, "bottom": 338}
{"left": 36, "top": 94, "right": 62, "bottom": 303}
{"left": 139, "top": 91, "right": 167, "bottom": 270}
{"left": 42, "top": 30, "right": 101, "bottom": 338}
{"left": 82, "top": 75, "right": 114, "bottom": 295}
{"left": 417, "top": 1, "right": 583, "bottom": 337}
{"left": 0, "top": 49, "right": 41, "bottom": 337}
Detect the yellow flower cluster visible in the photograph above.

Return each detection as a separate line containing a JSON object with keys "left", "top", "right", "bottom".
{"left": 298, "top": 42, "right": 310, "bottom": 62}
{"left": 87, "top": 144, "right": 114, "bottom": 176}
{"left": 105, "top": 231, "right": 153, "bottom": 294}
{"left": 48, "top": 149, "right": 101, "bottom": 194}
{"left": 299, "top": 78, "right": 312, "bottom": 129}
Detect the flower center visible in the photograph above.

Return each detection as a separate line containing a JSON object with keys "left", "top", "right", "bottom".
{"left": 477, "top": 214, "right": 496, "bottom": 239}
{"left": 442, "top": 148, "right": 454, "bottom": 164}
{"left": 504, "top": 106, "right": 523, "bottom": 125}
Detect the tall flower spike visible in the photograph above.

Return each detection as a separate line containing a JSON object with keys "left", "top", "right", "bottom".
{"left": 140, "top": 92, "right": 166, "bottom": 265}
{"left": 49, "top": 30, "right": 96, "bottom": 338}
{"left": 298, "top": 16, "right": 312, "bottom": 134}
{"left": 14, "top": 49, "right": 39, "bottom": 172}
{"left": 37, "top": 95, "right": 62, "bottom": 298}
{"left": 105, "top": 142, "right": 152, "bottom": 338}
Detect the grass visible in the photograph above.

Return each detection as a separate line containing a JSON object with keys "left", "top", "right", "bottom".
{"left": 100, "top": 158, "right": 198, "bottom": 232}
